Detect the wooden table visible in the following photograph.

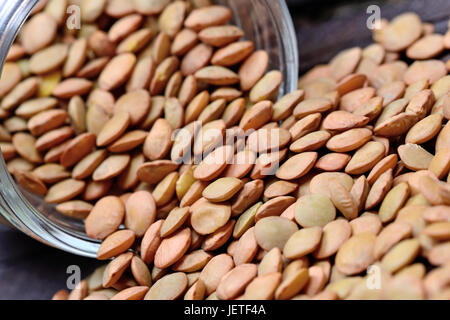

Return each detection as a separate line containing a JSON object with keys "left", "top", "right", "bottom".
{"left": 0, "top": 224, "right": 103, "bottom": 299}
{"left": 1, "top": 0, "right": 449, "bottom": 299}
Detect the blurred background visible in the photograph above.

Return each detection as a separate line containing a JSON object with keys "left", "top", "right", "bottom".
{"left": 1, "top": 0, "right": 449, "bottom": 299}
{"left": 288, "top": 0, "right": 450, "bottom": 73}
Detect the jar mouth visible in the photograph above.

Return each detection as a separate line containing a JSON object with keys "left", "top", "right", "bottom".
{"left": 0, "top": 0, "right": 299, "bottom": 258}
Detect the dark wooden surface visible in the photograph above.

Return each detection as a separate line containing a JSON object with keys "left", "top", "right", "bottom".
{"left": 290, "top": 0, "right": 450, "bottom": 73}
{"left": 0, "top": 224, "right": 103, "bottom": 300}
{"left": 1, "top": 0, "right": 449, "bottom": 300}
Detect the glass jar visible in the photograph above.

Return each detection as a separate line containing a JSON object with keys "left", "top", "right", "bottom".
{"left": 0, "top": 0, "right": 299, "bottom": 258}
